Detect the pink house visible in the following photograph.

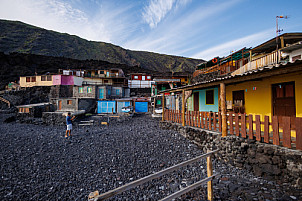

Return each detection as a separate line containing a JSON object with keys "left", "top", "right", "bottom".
{"left": 53, "top": 75, "right": 83, "bottom": 86}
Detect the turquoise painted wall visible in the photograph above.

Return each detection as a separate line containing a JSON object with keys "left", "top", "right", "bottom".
{"left": 193, "top": 87, "right": 219, "bottom": 112}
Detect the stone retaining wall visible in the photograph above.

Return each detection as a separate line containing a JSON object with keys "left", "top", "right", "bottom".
{"left": 160, "top": 121, "right": 302, "bottom": 188}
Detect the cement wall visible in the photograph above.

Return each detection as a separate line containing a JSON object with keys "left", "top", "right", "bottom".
{"left": 49, "top": 85, "right": 73, "bottom": 98}
{"left": 78, "top": 99, "right": 96, "bottom": 113}
{"left": 160, "top": 122, "right": 302, "bottom": 188}
{"left": 73, "top": 85, "right": 97, "bottom": 98}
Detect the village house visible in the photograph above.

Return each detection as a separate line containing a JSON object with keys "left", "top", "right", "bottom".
{"left": 128, "top": 73, "right": 152, "bottom": 88}
{"left": 160, "top": 33, "right": 302, "bottom": 150}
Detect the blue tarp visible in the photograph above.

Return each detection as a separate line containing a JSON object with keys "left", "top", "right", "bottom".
{"left": 135, "top": 102, "right": 148, "bottom": 113}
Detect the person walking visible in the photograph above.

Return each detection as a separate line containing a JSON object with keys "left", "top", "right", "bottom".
{"left": 65, "top": 112, "right": 75, "bottom": 138}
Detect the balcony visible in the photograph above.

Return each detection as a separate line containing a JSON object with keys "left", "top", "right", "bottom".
{"left": 231, "top": 50, "right": 281, "bottom": 76}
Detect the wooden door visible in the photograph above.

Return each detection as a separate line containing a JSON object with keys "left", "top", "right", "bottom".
{"left": 194, "top": 92, "right": 199, "bottom": 111}
{"left": 272, "top": 82, "right": 296, "bottom": 117}
{"left": 58, "top": 100, "right": 62, "bottom": 110}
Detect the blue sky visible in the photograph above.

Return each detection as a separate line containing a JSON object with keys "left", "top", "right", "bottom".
{"left": 0, "top": 0, "right": 301, "bottom": 60}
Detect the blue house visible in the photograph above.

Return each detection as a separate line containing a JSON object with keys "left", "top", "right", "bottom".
{"left": 191, "top": 87, "right": 219, "bottom": 112}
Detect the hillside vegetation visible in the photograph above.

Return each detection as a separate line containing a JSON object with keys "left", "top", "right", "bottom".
{"left": 0, "top": 19, "right": 203, "bottom": 72}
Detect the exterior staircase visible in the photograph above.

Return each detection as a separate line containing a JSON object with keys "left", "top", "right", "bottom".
{"left": 0, "top": 97, "right": 11, "bottom": 108}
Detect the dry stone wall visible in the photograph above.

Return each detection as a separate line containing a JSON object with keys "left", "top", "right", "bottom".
{"left": 160, "top": 121, "right": 302, "bottom": 188}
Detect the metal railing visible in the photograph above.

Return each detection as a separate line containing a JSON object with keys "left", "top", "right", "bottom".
{"left": 88, "top": 150, "right": 219, "bottom": 201}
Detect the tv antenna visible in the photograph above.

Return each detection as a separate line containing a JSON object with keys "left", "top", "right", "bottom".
{"left": 276, "top": 15, "right": 289, "bottom": 50}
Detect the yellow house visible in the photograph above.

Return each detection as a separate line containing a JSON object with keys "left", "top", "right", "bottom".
{"left": 226, "top": 67, "right": 302, "bottom": 120}
{"left": 20, "top": 75, "right": 53, "bottom": 87}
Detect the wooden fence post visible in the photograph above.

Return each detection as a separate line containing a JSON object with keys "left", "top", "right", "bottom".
{"left": 255, "top": 115, "right": 261, "bottom": 141}
{"left": 229, "top": 113, "right": 234, "bottom": 135}
{"left": 272, "top": 116, "right": 280, "bottom": 146}
{"left": 235, "top": 113, "right": 239, "bottom": 136}
{"left": 282, "top": 116, "right": 291, "bottom": 148}
{"left": 213, "top": 113, "right": 217, "bottom": 131}
{"left": 182, "top": 90, "right": 185, "bottom": 126}
{"left": 220, "top": 83, "right": 227, "bottom": 137}
{"left": 207, "top": 151, "right": 213, "bottom": 201}
{"left": 162, "top": 94, "right": 165, "bottom": 122}
{"left": 264, "top": 116, "right": 269, "bottom": 143}
{"left": 296, "top": 117, "right": 302, "bottom": 150}
{"left": 241, "top": 114, "right": 246, "bottom": 138}
{"left": 249, "top": 115, "right": 253, "bottom": 139}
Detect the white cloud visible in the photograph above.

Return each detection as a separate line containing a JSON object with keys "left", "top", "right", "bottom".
{"left": 127, "top": 0, "right": 242, "bottom": 56}
{"left": 0, "top": 0, "right": 138, "bottom": 43}
{"left": 191, "top": 29, "right": 274, "bottom": 60}
{"left": 142, "top": 0, "right": 192, "bottom": 28}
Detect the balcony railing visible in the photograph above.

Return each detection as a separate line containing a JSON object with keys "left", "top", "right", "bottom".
{"left": 231, "top": 50, "right": 281, "bottom": 76}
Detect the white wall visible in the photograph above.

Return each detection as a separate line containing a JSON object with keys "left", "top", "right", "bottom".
{"left": 128, "top": 80, "right": 151, "bottom": 88}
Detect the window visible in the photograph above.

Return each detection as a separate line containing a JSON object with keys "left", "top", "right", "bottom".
{"left": 87, "top": 87, "right": 92, "bottom": 93}
{"left": 79, "top": 87, "right": 84, "bottom": 93}
{"left": 116, "top": 89, "right": 120, "bottom": 95}
{"left": 134, "top": 76, "right": 139, "bottom": 79}
{"left": 26, "top": 77, "right": 30, "bottom": 82}
{"left": 206, "top": 90, "right": 214, "bottom": 105}
{"left": 104, "top": 80, "right": 109, "bottom": 84}
{"left": 47, "top": 76, "right": 52, "bottom": 81}
{"left": 156, "top": 99, "right": 161, "bottom": 105}
{"left": 41, "top": 76, "right": 46, "bottom": 81}
{"left": 19, "top": 108, "right": 29, "bottom": 113}
{"left": 99, "top": 70, "right": 104, "bottom": 74}
{"left": 232, "top": 90, "right": 245, "bottom": 105}
{"left": 31, "top": 77, "right": 36, "bottom": 82}
{"left": 99, "top": 88, "right": 104, "bottom": 99}
{"left": 147, "top": 76, "right": 151, "bottom": 79}
{"left": 67, "top": 100, "right": 72, "bottom": 105}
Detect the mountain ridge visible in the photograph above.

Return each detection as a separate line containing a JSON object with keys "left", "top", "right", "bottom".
{"left": 0, "top": 19, "right": 204, "bottom": 72}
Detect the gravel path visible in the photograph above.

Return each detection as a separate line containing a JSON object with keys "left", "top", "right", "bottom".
{"left": 0, "top": 113, "right": 301, "bottom": 200}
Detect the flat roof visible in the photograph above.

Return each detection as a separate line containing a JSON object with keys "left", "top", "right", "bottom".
{"left": 16, "top": 102, "right": 52, "bottom": 108}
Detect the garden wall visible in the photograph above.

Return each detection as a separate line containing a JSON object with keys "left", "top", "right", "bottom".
{"left": 160, "top": 122, "right": 302, "bottom": 188}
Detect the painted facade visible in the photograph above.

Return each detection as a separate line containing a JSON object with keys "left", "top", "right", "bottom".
{"left": 191, "top": 87, "right": 219, "bottom": 112}
{"left": 226, "top": 72, "right": 302, "bottom": 120}
{"left": 53, "top": 75, "right": 83, "bottom": 86}
{"left": 20, "top": 75, "right": 53, "bottom": 87}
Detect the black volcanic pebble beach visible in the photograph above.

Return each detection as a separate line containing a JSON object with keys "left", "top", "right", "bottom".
{"left": 0, "top": 113, "right": 301, "bottom": 200}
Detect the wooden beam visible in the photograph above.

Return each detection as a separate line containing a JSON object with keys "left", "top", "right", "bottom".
{"left": 182, "top": 90, "right": 185, "bottom": 126}
{"left": 220, "top": 83, "right": 227, "bottom": 137}
{"left": 280, "top": 36, "right": 284, "bottom": 48}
